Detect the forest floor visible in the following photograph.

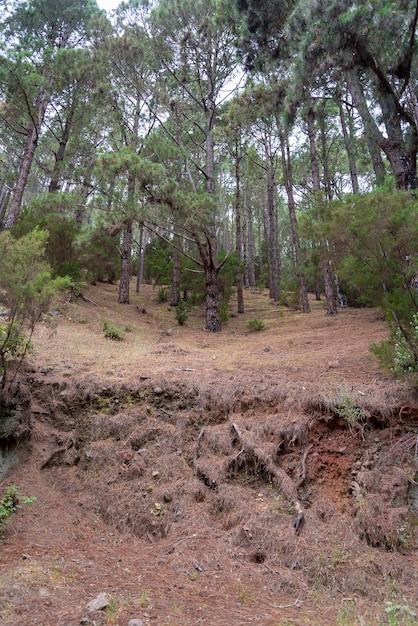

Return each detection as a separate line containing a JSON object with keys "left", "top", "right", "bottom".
{"left": 0, "top": 281, "right": 418, "bottom": 626}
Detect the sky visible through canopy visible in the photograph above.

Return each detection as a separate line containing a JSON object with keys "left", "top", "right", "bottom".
{"left": 97, "top": 0, "right": 120, "bottom": 11}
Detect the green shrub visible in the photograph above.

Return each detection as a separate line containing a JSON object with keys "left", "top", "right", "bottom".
{"left": 333, "top": 389, "right": 369, "bottom": 434}
{"left": 175, "top": 300, "right": 188, "bottom": 326}
{"left": 0, "top": 485, "right": 36, "bottom": 539}
{"left": 247, "top": 318, "right": 265, "bottom": 332}
{"left": 220, "top": 302, "right": 230, "bottom": 323}
{"left": 0, "top": 229, "right": 71, "bottom": 389}
{"left": 157, "top": 287, "right": 169, "bottom": 303}
{"left": 102, "top": 319, "right": 125, "bottom": 341}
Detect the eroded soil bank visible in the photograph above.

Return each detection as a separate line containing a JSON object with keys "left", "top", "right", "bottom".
{"left": 1, "top": 285, "right": 418, "bottom": 625}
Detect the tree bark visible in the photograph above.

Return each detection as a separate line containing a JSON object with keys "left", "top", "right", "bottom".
{"left": 266, "top": 148, "right": 280, "bottom": 301}
{"left": 234, "top": 138, "right": 244, "bottom": 314}
{"left": 119, "top": 218, "right": 133, "bottom": 304}
{"left": 136, "top": 222, "right": 145, "bottom": 294}
{"left": 338, "top": 97, "right": 360, "bottom": 194}
{"left": 280, "top": 133, "right": 310, "bottom": 313}
{"left": 204, "top": 263, "right": 222, "bottom": 332}
{"left": 49, "top": 107, "right": 74, "bottom": 193}
{"left": 170, "top": 246, "right": 181, "bottom": 307}
{"left": 5, "top": 84, "right": 50, "bottom": 229}
{"left": 307, "top": 101, "right": 337, "bottom": 315}
{"left": 346, "top": 69, "right": 386, "bottom": 186}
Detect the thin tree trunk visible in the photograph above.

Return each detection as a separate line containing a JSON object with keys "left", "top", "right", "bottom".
{"left": 234, "top": 138, "right": 244, "bottom": 314}
{"left": 307, "top": 101, "right": 337, "bottom": 315}
{"left": 246, "top": 200, "right": 256, "bottom": 288}
{"left": 170, "top": 246, "right": 181, "bottom": 307}
{"left": 49, "top": 107, "right": 74, "bottom": 193}
{"left": 280, "top": 134, "right": 310, "bottom": 313}
{"left": 266, "top": 149, "right": 279, "bottom": 301}
{"left": 323, "top": 258, "right": 337, "bottom": 315}
{"left": 136, "top": 222, "right": 145, "bottom": 294}
{"left": 338, "top": 98, "right": 360, "bottom": 194}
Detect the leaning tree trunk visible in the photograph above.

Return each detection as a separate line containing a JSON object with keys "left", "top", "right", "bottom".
{"left": 5, "top": 124, "right": 39, "bottom": 229}
{"left": 119, "top": 218, "right": 133, "bottom": 304}
{"left": 346, "top": 69, "right": 387, "bottom": 186}
{"left": 5, "top": 86, "right": 49, "bottom": 229}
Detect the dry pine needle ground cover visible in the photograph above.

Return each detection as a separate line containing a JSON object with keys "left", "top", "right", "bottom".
{"left": 0, "top": 281, "right": 418, "bottom": 626}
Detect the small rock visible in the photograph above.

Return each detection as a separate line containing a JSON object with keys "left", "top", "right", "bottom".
{"left": 128, "top": 620, "right": 144, "bottom": 626}
{"left": 86, "top": 592, "right": 110, "bottom": 613}
{"left": 153, "top": 386, "right": 163, "bottom": 395}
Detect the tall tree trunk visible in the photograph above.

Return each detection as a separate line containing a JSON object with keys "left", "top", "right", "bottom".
{"left": 307, "top": 102, "right": 337, "bottom": 315}
{"left": 245, "top": 196, "right": 256, "bottom": 288}
{"left": 266, "top": 149, "right": 279, "bottom": 301}
{"left": 200, "top": 94, "right": 222, "bottom": 331}
{"left": 234, "top": 138, "right": 244, "bottom": 314}
{"left": 280, "top": 133, "right": 310, "bottom": 313}
{"left": 119, "top": 218, "right": 133, "bottom": 304}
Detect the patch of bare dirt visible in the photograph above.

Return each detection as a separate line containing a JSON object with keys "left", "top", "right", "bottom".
{"left": 1, "top": 282, "right": 418, "bottom": 625}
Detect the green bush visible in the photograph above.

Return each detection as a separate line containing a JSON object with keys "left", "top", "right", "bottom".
{"left": 157, "top": 287, "right": 169, "bottom": 303}
{"left": 0, "top": 485, "right": 36, "bottom": 539}
{"left": 0, "top": 229, "right": 71, "bottom": 389}
{"left": 220, "top": 302, "right": 230, "bottom": 323}
{"left": 102, "top": 319, "right": 125, "bottom": 341}
{"left": 247, "top": 318, "right": 265, "bottom": 332}
{"left": 175, "top": 300, "right": 188, "bottom": 326}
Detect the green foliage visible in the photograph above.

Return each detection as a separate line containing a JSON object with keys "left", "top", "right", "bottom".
{"left": 12, "top": 194, "right": 82, "bottom": 279}
{"left": 0, "top": 229, "right": 71, "bottom": 387}
{"left": 175, "top": 300, "right": 188, "bottom": 326}
{"left": 77, "top": 223, "right": 120, "bottom": 284}
{"left": 102, "top": 319, "right": 125, "bottom": 341}
{"left": 247, "top": 318, "right": 265, "bottom": 332}
{"left": 0, "top": 323, "right": 33, "bottom": 364}
{"left": 324, "top": 188, "right": 418, "bottom": 377}
{"left": 332, "top": 389, "right": 369, "bottom": 434}
{"left": 0, "top": 485, "right": 36, "bottom": 539}
{"left": 384, "top": 599, "right": 417, "bottom": 626}
{"left": 157, "top": 287, "right": 169, "bottom": 303}
{"left": 220, "top": 302, "right": 230, "bottom": 323}
{"left": 144, "top": 238, "right": 174, "bottom": 286}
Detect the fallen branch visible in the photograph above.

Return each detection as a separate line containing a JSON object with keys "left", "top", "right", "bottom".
{"left": 80, "top": 294, "right": 98, "bottom": 306}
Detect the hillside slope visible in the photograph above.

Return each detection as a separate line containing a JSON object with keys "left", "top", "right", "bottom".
{"left": 0, "top": 283, "right": 417, "bottom": 626}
